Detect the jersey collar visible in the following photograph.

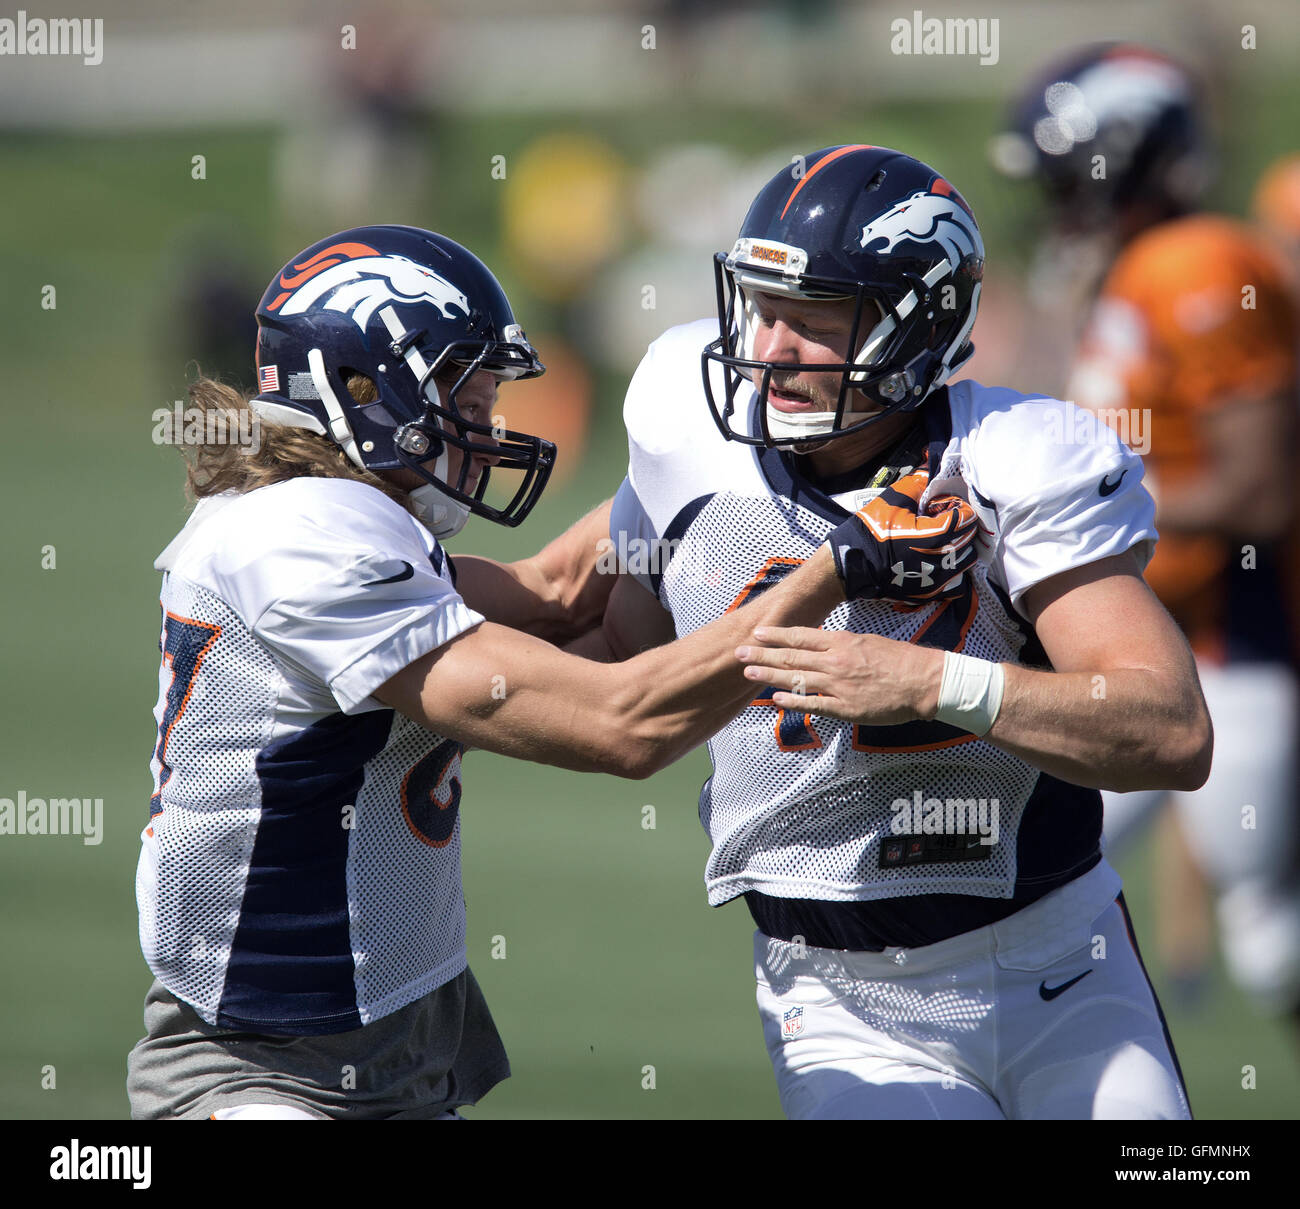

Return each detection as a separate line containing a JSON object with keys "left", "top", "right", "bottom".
{"left": 750, "top": 388, "right": 954, "bottom": 526}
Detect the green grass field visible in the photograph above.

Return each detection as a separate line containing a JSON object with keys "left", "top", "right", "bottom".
{"left": 1, "top": 114, "right": 1297, "bottom": 1121}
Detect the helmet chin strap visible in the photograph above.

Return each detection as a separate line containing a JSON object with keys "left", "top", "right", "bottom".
{"left": 407, "top": 443, "right": 472, "bottom": 540}
{"left": 310, "top": 349, "right": 367, "bottom": 470}
{"left": 766, "top": 403, "right": 842, "bottom": 441}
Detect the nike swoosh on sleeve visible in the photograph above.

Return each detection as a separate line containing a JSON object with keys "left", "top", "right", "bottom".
{"left": 362, "top": 561, "right": 415, "bottom": 586}
{"left": 1098, "top": 469, "right": 1128, "bottom": 497}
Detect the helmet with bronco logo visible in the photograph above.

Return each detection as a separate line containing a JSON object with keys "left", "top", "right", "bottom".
{"left": 702, "top": 145, "right": 985, "bottom": 446}
{"left": 252, "top": 225, "right": 553, "bottom": 534}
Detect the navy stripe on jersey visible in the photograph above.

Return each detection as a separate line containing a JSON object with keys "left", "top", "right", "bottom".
{"left": 919, "top": 386, "right": 954, "bottom": 475}
{"left": 985, "top": 578, "right": 1048, "bottom": 665}
{"left": 755, "top": 440, "right": 850, "bottom": 527}
{"left": 216, "top": 710, "right": 393, "bottom": 1034}
{"left": 432, "top": 542, "right": 455, "bottom": 585}
{"left": 1012, "top": 771, "right": 1102, "bottom": 888}
{"left": 651, "top": 492, "right": 716, "bottom": 597}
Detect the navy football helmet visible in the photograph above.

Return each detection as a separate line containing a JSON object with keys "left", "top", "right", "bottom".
{"left": 702, "top": 145, "right": 985, "bottom": 447}
{"left": 251, "top": 225, "right": 553, "bottom": 536}
{"left": 991, "top": 43, "right": 1211, "bottom": 233}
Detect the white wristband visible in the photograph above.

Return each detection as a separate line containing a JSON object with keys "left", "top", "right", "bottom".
{"left": 934, "top": 652, "right": 1005, "bottom": 736}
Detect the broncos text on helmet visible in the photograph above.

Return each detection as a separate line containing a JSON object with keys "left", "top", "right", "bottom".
{"left": 251, "top": 225, "right": 555, "bottom": 538}
{"left": 702, "top": 145, "right": 985, "bottom": 447}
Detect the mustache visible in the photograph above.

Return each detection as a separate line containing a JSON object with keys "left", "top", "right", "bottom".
{"left": 768, "top": 374, "right": 838, "bottom": 408}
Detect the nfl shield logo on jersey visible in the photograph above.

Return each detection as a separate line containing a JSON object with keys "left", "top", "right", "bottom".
{"left": 782, "top": 1005, "right": 805, "bottom": 1040}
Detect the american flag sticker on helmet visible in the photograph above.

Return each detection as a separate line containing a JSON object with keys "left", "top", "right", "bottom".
{"left": 258, "top": 364, "right": 281, "bottom": 393}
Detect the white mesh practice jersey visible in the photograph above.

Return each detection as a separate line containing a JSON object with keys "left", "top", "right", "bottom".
{"left": 612, "top": 319, "right": 1156, "bottom": 912}
{"left": 137, "top": 478, "right": 484, "bottom": 1035}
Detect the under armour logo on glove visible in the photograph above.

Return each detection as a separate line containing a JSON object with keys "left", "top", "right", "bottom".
{"left": 827, "top": 467, "right": 978, "bottom": 603}
{"left": 890, "top": 560, "right": 934, "bottom": 589}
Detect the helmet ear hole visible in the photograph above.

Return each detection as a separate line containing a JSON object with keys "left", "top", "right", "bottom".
{"left": 343, "top": 371, "right": 379, "bottom": 405}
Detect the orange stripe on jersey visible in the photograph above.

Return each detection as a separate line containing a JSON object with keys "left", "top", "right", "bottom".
{"left": 748, "top": 695, "right": 825, "bottom": 752}
{"left": 781, "top": 145, "right": 875, "bottom": 220}
{"left": 725, "top": 556, "right": 805, "bottom": 613}
{"left": 952, "top": 588, "right": 979, "bottom": 652}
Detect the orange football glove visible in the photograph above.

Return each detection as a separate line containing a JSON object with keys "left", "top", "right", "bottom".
{"left": 827, "top": 468, "right": 978, "bottom": 603}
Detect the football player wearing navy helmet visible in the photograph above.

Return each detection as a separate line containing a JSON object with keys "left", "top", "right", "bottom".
{"left": 129, "top": 224, "right": 857, "bottom": 1120}
{"left": 498, "top": 145, "right": 1211, "bottom": 1118}
{"left": 991, "top": 43, "right": 1211, "bottom": 239}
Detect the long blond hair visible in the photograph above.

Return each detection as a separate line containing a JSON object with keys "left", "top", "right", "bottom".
{"left": 178, "top": 375, "right": 413, "bottom": 511}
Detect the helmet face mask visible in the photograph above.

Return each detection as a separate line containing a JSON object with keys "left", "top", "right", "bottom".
{"left": 252, "top": 225, "right": 555, "bottom": 534}
{"left": 708, "top": 255, "right": 929, "bottom": 447}
{"left": 391, "top": 340, "right": 554, "bottom": 528}
{"left": 702, "top": 146, "right": 984, "bottom": 449}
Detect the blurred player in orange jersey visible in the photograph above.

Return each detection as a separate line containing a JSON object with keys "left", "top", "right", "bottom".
{"left": 1254, "top": 154, "right": 1300, "bottom": 281}
{"left": 996, "top": 43, "right": 1300, "bottom": 1025}
{"left": 1251, "top": 154, "right": 1300, "bottom": 710}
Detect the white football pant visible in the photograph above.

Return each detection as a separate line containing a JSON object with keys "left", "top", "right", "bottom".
{"left": 755, "top": 861, "right": 1190, "bottom": 1120}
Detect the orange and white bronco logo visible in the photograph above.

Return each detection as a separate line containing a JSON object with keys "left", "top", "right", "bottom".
{"left": 266, "top": 242, "right": 471, "bottom": 330}
{"left": 858, "top": 188, "right": 983, "bottom": 269}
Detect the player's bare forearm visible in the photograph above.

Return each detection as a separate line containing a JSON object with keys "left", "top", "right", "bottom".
{"left": 737, "top": 552, "right": 1213, "bottom": 793}
{"left": 977, "top": 662, "right": 1212, "bottom": 791}
{"left": 616, "top": 545, "right": 844, "bottom": 769}
{"left": 376, "top": 545, "right": 845, "bottom": 778}
{"left": 452, "top": 499, "right": 615, "bottom": 643}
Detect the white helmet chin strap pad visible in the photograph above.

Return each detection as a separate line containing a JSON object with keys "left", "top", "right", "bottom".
{"left": 408, "top": 475, "right": 471, "bottom": 540}
{"left": 404, "top": 367, "right": 472, "bottom": 538}
{"left": 765, "top": 403, "right": 841, "bottom": 440}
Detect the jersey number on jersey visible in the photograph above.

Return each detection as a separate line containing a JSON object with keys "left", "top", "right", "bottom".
{"left": 150, "top": 611, "right": 223, "bottom": 818}
{"left": 851, "top": 587, "right": 982, "bottom": 753}
{"left": 727, "top": 557, "right": 825, "bottom": 751}
{"left": 728, "top": 557, "right": 984, "bottom": 755}
{"left": 400, "top": 738, "right": 464, "bottom": 848}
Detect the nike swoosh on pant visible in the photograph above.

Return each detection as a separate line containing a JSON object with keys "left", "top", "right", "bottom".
{"left": 1039, "top": 970, "right": 1093, "bottom": 1001}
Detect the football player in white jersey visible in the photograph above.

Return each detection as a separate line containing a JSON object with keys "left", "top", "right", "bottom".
{"left": 493, "top": 148, "right": 1214, "bottom": 1119}
{"left": 129, "top": 224, "right": 900, "bottom": 1120}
